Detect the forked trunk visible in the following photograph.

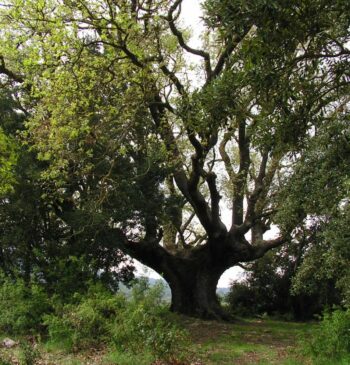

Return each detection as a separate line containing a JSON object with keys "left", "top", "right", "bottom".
{"left": 124, "top": 232, "right": 274, "bottom": 320}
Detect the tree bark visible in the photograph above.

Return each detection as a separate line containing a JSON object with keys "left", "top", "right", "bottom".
{"left": 121, "top": 228, "right": 283, "bottom": 320}
{"left": 167, "top": 265, "right": 225, "bottom": 319}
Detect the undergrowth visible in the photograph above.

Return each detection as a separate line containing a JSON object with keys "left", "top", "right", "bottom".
{"left": 301, "top": 307, "right": 350, "bottom": 364}
{"left": 1, "top": 275, "right": 349, "bottom": 365}
{"left": 0, "top": 276, "right": 190, "bottom": 364}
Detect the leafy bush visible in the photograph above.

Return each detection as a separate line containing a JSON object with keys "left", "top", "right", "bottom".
{"left": 44, "top": 279, "right": 189, "bottom": 361}
{"left": 304, "top": 308, "right": 350, "bottom": 363}
{"left": 0, "top": 275, "right": 51, "bottom": 334}
{"left": 225, "top": 247, "right": 340, "bottom": 320}
{"left": 112, "top": 305, "right": 188, "bottom": 361}
{"left": 19, "top": 341, "right": 41, "bottom": 365}
{"left": 0, "top": 275, "right": 190, "bottom": 363}
{"left": 44, "top": 283, "right": 126, "bottom": 351}
{"left": 111, "top": 279, "right": 189, "bottom": 362}
{"left": 225, "top": 282, "right": 257, "bottom": 317}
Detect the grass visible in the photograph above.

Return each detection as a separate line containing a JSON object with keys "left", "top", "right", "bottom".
{"left": 182, "top": 317, "right": 315, "bottom": 365}
{"left": 0, "top": 317, "right": 319, "bottom": 365}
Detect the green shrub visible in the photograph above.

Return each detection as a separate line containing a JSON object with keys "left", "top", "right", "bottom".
{"left": 111, "top": 279, "right": 189, "bottom": 362}
{"left": 112, "top": 305, "right": 188, "bottom": 360}
{"left": 0, "top": 276, "right": 191, "bottom": 362}
{"left": 19, "top": 341, "right": 41, "bottom": 365}
{"left": 44, "top": 283, "right": 126, "bottom": 351}
{"left": 44, "top": 279, "right": 189, "bottom": 361}
{"left": 0, "top": 275, "right": 51, "bottom": 335}
{"left": 225, "top": 282, "right": 257, "bottom": 316}
{"left": 304, "top": 308, "right": 350, "bottom": 363}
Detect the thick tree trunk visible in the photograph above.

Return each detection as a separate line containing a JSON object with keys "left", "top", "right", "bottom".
{"left": 122, "top": 229, "right": 281, "bottom": 320}
{"left": 167, "top": 267, "right": 226, "bottom": 319}
{"left": 124, "top": 239, "right": 231, "bottom": 319}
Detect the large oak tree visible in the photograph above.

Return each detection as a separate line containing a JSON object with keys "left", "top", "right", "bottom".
{"left": 0, "top": 0, "right": 349, "bottom": 318}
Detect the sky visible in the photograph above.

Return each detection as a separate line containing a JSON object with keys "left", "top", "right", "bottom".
{"left": 181, "top": 0, "right": 204, "bottom": 46}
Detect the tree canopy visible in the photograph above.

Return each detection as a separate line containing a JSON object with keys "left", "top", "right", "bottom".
{"left": 0, "top": 0, "right": 349, "bottom": 318}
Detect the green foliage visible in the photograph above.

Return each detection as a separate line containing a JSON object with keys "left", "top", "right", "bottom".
{"left": 226, "top": 241, "right": 341, "bottom": 319}
{"left": 0, "top": 270, "right": 189, "bottom": 361}
{"left": 0, "top": 145, "right": 134, "bottom": 296}
{"left": 226, "top": 282, "right": 258, "bottom": 317}
{"left": 303, "top": 308, "right": 350, "bottom": 363}
{"left": 0, "top": 86, "right": 134, "bottom": 299}
{"left": 44, "top": 283, "right": 126, "bottom": 351}
{"left": 0, "top": 89, "right": 24, "bottom": 196}
{"left": 270, "top": 113, "right": 350, "bottom": 312}
{"left": 0, "top": 127, "right": 18, "bottom": 195}
{"left": 42, "top": 279, "right": 189, "bottom": 361}
{"left": 291, "top": 207, "right": 350, "bottom": 308}
{"left": 0, "top": 275, "right": 51, "bottom": 335}
{"left": 19, "top": 341, "right": 41, "bottom": 365}
{"left": 0, "top": 0, "right": 349, "bottom": 322}
{"left": 276, "top": 116, "right": 350, "bottom": 232}
{"left": 111, "top": 279, "right": 189, "bottom": 361}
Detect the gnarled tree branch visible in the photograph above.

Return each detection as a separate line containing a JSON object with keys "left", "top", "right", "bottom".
{"left": 166, "top": 0, "right": 212, "bottom": 80}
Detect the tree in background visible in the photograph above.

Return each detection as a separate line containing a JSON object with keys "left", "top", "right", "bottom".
{"left": 285, "top": 115, "right": 350, "bottom": 308}
{"left": 227, "top": 229, "right": 342, "bottom": 320}
{"left": 0, "top": 0, "right": 349, "bottom": 318}
{"left": 227, "top": 109, "right": 350, "bottom": 318}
